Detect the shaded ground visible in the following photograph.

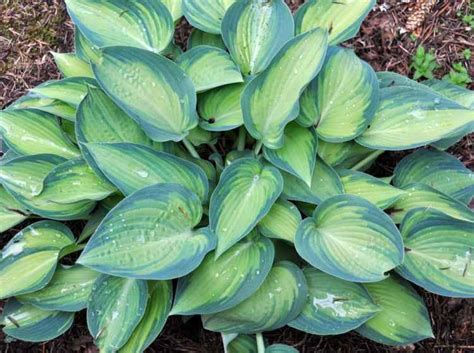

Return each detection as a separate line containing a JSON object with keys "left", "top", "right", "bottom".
{"left": 0, "top": 0, "right": 473, "bottom": 352}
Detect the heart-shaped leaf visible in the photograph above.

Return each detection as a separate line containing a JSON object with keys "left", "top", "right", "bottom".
{"left": 0, "top": 109, "right": 80, "bottom": 158}
{"left": 39, "top": 158, "right": 116, "bottom": 204}
{"left": 295, "top": 195, "right": 404, "bottom": 282}
{"left": 172, "top": 231, "right": 274, "bottom": 315}
{"left": 92, "top": 46, "right": 198, "bottom": 142}
{"left": 198, "top": 83, "right": 245, "bottom": 131}
{"left": 356, "top": 276, "right": 433, "bottom": 346}
{"left": 210, "top": 158, "right": 283, "bottom": 257}
{"left": 83, "top": 142, "right": 208, "bottom": 202}
{"left": 79, "top": 184, "right": 215, "bottom": 279}
{"left": 0, "top": 299, "right": 74, "bottom": 342}
{"left": 222, "top": 0, "right": 294, "bottom": 76}
{"left": 397, "top": 208, "right": 474, "bottom": 298}
{"left": 356, "top": 87, "right": 474, "bottom": 150}
{"left": 281, "top": 157, "right": 344, "bottom": 205}
{"left": 338, "top": 169, "right": 405, "bottom": 209}
{"left": 177, "top": 46, "right": 243, "bottom": 92}
{"left": 18, "top": 265, "right": 100, "bottom": 312}
{"left": 0, "top": 221, "right": 75, "bottom": 299}
{"left": 66, "top": 0, "right": 173, "bottom": 53}
{"left": 183, "top": 0, "right": 237, "bottom": 34}
{"left": 119, "top": 281, "right": 172, "bottom": 353}
{"left": 87, "top": 275, "right": 148, "bottom": 351}
{"left": 388, "top": 183, "right": 474, "bottom": 224}
{"left": 242, "top": 29, "right": 328, "bottom": 149}
{"left": 295, "top": 0, "right": 376, "bottom": 44}
{"left": 258, "top": 199, "right": 301, "bottom": 243}
{"left": 393, "top": 149, "right": 474, "bottom": 205}
{"left": 289, "top": 268, "right": 379, "bottom": 335}
{"left": 264, "top": 123, "right": 318, "bottom": 186}
{"left": 202, "top": 261, "right": 307, "bottom": 334}
{"left": 299, "top": 47, "right": 379, "bottom": 142}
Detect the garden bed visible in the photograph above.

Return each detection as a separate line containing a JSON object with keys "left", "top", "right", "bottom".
{"left": 0, "top": 0, "right": 472, "bottom": 352}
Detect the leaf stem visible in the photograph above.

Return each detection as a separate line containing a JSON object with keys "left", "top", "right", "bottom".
{"left": 351, "top": 150, "right": 385, "bottom": 171}
{"left": 183, "top": 138, "right": 201, "bottom": 159}
{"left": 254, "top": 141, "right": 263, "bottom": 156}
{"left": 256, "top": 333, "right": 265, "bottom": 353}
{"left": 237, "top": 126, "right": 246, "bottom": 151}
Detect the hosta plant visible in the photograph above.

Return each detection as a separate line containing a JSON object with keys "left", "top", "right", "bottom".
{"left": 1, "top": 0, "right": 473, "bottom": 351}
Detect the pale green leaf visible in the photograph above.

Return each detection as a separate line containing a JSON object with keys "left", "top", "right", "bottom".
{"left": 52, "top": 52, "right": 94, "bottom": 78}
{"left": 258, "top": 199, "right": 301, "bottom": 243}
{"left": 188, "top": 29, "right": 226, "bottom": 50}
{"left": 30, "top": 77, "right": 96, "bottom": 107}
{"left": 0, "top": 185, "right": 29, "bottom": 233}
{"left": 183, "top": 0, "right": 237, "bottom": 34}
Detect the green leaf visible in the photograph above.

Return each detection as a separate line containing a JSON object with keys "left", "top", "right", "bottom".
{"left": 17, "top": 265, "right": 100, "bottom": 312}
{"left": 0, "top": 154, "right": 65, "bottom": 200}
{"left": 0, "top": 185, "right": 29, "bottom": 232}
{"left": 7, "top": 93, "right": 77, "bottom": 121}
{"left": 221, "top": 0, "right": 294, "bottom": 76}
{"left": 0, "top": 221, "right": 75, "bottom": 299}
{"left": 393, "top": 149, "right": 474, "bottom": 205}
{"left": 83, "top": 142, "right": 208, "bottom": 202}
{"left": 183, "top": 0, "right": 237, "bottom": 34}
{"left": 388, "top": 183, "right": 474, "bottom": 224}
{"left": 51, "top": 52, "right": 94, "bottom": 78}
{"left": 281, "top": 157, "right": 344, "bottom": 205}
{"left": 356, "top": 276, "right": 433, "bottom": 346}
{"left": 74, "top": 27, "right": 101, "bottom": 63}
{"left": 0, "top": 109, "right": 80, "bottom": 158}
{"left": 172, "top": 231, "right": 274, "bottom": 315}
{"left": 295, "top": 0, "right": 376, "bottom": 45}
{"left": 119, "top": 281, "right": 172, "bottom": 353}
{"left": 295, "top": 195, "right": 404, "bottom": 282}
{"left": 92, "top": 46, "right": 198, "bottom": 142}
{"left": 66, "top": 0, "right": 173, "bottom": 53}
{"left": 187, "top": 126, "right": 218, "bottom": 146}
{"left": 303, "top": 47, "right": 379, "bottom": 142}
{"left": 317, "top": 140, "right": 376, "bottom": 169}
{"left": 258, "top": 199, "right": 301, "bottom": 243}
{"left": 87, "top": 275, "right": 148, "bottom": 351}
{"left": 177, "top": 46, "right": 243, "bottom": 92}
{"left": 161, "top": 0, "right": 183, "bottom": 21}
{"left": 289, "top": 268, "right": 379, "bottom": 335}
{"left": 266, "top": 344, "right": 299, "bottom": 353}
{"left": 30, "top": 77, "right": 97, "bottom": 107}
{"left": 198, "top": 83, "right": 245, "bottom": 131}
{"left": 338, "top": 169, "right": 405, "bottom": 209}
{"left": 188, "top": 29, "right": 226, "bottom": 50}
{"left": 79, "top": 184, "right": 216, "bottom": 279}
{"left": 76, "top": 87, "right": 152, "bottom": 146}
{"left": 356, "top": 87, "right": 474, "bottom": 150}
{"left": 227, "top": 334, "right": 257, "bottom": 353}
{"left": 397, "top": 208, "right": 474, "bottom": 298}
{"left": 203, "top": 261, "right": 307, "bottom": 334}
{"left": 0, "top": 299, "right": 74, "bottom": 343}
{"left": 39, "top": 158, "right": 116, "bottom": 204}
{"left": 264, "top": 123, "right": 318, "bottom": 186}
{"left": 210, "top": 158, "right": 283, "bottom": 257}
{"left": 242, "top": 29, "right": 328, "bottom": 149}
{"left": 424, "top": 78, "right": 474, "bottom": 109}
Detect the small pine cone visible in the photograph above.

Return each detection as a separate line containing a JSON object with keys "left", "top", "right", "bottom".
{"left": 405, "top": 0, "right": 437, "bottom": 33}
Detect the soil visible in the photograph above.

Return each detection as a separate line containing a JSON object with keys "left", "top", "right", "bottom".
{"left": 0, "top": 0, "right": 473, "bottom": 352}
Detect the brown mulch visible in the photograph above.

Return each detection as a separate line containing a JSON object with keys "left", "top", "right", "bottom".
{"left": 0, "top": 0, "right": 473, "bottom": 352}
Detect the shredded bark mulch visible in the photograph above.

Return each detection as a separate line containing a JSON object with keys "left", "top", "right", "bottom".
{"left": 0, "top": 0, "right": 473, "bottom": 352}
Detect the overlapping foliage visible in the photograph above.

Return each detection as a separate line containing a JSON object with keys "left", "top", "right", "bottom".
{"left": 1, "top": 0, "right": 473, "bottom": 351}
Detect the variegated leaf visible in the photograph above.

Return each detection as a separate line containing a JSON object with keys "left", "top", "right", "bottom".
{"left": 30, "top": 77, "right": 96, "bottom": 107}
{"left": 295, "top": 195, "right": 404, "bottom": 282}
{"left": 183, "top": 0, "right": 238, "bottom": 34}
{"left": 258, "top": 199, "right": 301, "bottom": 243}
{"left": 0, "top": 186, "right": 29, "bottom": 232}
{"left": 188, "top": 29, "right": 226, "bottom": 50}
{"left": 51, "top": 52, "right": 94, "bottom": 78}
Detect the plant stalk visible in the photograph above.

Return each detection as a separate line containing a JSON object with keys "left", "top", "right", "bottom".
{"left": 237, "top": 126, "right": 246, "bottom": 151}
{"left": 351, "top": 150, "right": 385, "bottom": 171}
{"left": 254, "top": 141, "right": 263, "bottom": 156}
{"left": 183, "top": 138, "right": 201, "bottom": 159}
{"left": 256, "top": 333, "right": 265, "bottom": 353}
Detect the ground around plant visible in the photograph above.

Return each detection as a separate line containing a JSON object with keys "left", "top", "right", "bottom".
{"left": 0, "top": 0, "right": 473, "bottom": 352}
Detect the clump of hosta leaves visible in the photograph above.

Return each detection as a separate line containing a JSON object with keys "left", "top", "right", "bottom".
{"left": 1, "top": 0, "right": 473, "bottom": 352}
